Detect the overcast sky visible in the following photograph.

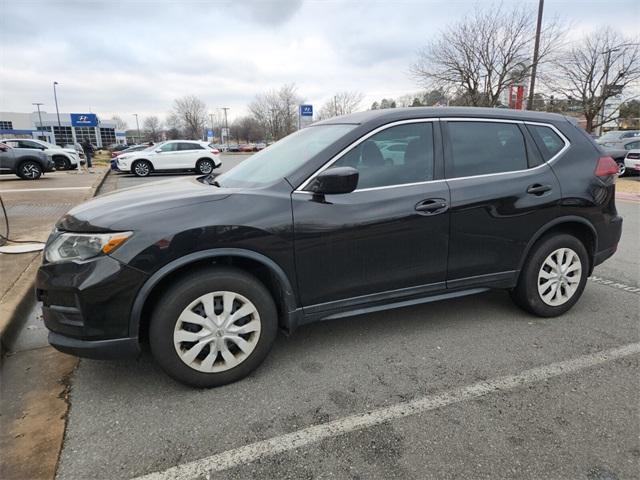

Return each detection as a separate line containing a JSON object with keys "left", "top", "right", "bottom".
{"left": 1, "top": 0, "right": 638, "bottom": 126}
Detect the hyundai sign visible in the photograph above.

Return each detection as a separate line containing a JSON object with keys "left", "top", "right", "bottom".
{"left": 300, "top": 105, "right": 313, "bottom": 117}
{"left": 71, "top": 113, "right": 98, "bottom": 127}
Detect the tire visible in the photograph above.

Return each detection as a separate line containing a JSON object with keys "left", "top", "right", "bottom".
{"left": 17, "top": 161, "right": 43, "bottom": 180}
{"left": 511, "top": 233, "right": 589, "bottom": 317}
{"left": 132, "top": 160, "right": 152, "bottom": 177}
{"left": 149, "top": 267, "right": 278, "bottom": 388}
{"left": 195, "top": 158, "right": 214, "bottom": 175}
{"left": 53, "top": 156, "right": 70, "bottom": 170}
{"left": 617, "top": 161, "right": 626, "bottom": 177}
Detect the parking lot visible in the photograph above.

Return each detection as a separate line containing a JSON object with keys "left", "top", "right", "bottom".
{"left": 42, "top": 172, "right": 640, "bottom": 478}
{"left": 2, "top": 163, "right": 639, "bottom": 480}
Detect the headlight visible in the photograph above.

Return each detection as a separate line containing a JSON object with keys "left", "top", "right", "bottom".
{"left": 45, "top": 232, "right": 132, "bottom": 263}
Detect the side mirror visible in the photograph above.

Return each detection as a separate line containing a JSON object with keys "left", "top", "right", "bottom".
{"left": 0, "top": 143, "right": 8, "bottom": 152}
{"left": 154, "top": 148, "right": 162, "bottom": 153}
{"left": 308, "top": 166, "right": 359, "bottom": 195}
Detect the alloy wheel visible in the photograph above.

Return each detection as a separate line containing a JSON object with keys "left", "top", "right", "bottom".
{"left": 198, "top": 160, "right": 213, "bottom": 174}
{"left": 173, "top": 291, "right": 261, "bottom": 373}
{"left": 21, "top": 162, "right": 41, "bottom": 179}
{"left": 537, "top": 247, "right": 582, "bottom": 306}
{"left": 134, "top": 162, "right": 150, "bottom": 176}
{"left": 617, "top": 162, "right": 626, "bottom": 176}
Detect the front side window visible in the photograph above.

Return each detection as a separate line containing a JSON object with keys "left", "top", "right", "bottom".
{"left": 624, "top": 140, "right": 640, "bottom": 150}
{"left": 447, "top": 121, "right": 527, "bottom": 178}
{"left": 158, "top": 142, "right": 177, "bottom": 152}
{"left": 331, "top": 122, "right": 434, "bottom": 189}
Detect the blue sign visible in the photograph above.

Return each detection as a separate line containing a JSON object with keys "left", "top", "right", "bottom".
{"left": 300, "top": 104, "right": 313, "bottom": 117}
{"left": 207, "top": 129, "right": 214, "bottom": 137}
{"left": 70, "top": 113, "right": 98, "bottom": 127}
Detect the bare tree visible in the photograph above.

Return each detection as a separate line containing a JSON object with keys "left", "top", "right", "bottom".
{"left": 110, "top": 115, "right": 128, "bottom": 130}
{"left": 317, "top": 91, "right": 364, "bottom": 119}
{"left": 550, "top": 29, "right": 640, "bottom": 132}
{"left": 249, "top": 84, "right": 302, "bottom": 141}
{"left": 143, "top": 116, "right": 162, "bottom": 142}
{"left": 411, "top": 4, "right": 563, "bottom": 107}
{"left": 230, "top": 116, "right": 265, "bottom": 143}
{"left": 172, "top": 95, "right": 208, "bottom": 139}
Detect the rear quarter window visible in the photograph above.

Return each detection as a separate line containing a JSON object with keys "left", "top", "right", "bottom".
{"left": 526, "top": 125, "right": 566, "bottom": 161}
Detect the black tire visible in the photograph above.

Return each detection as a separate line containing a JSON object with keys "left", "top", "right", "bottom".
{"left": 616, "top": 161, "right": 626, "bottom": 177}
{"left": 132, "top": 160, "right": 152, "bottom": 177}
{"left": 53, "top": 155, "right": 70, "bottom": 170}
{"left": 149, "top": 267, "right": 278, "bottom": 388}
{"left": 196, "top": 158, "right": 214, "bottom": 175}
{"left": 17, "top": 161, "right": 43, "bottom": 180}
{"left": 510, "top": 233, "right": 589, "bottom": 317}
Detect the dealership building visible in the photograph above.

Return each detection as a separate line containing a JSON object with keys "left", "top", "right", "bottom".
{"left": 0, "top": 111, "right": 126, "bottom": 147}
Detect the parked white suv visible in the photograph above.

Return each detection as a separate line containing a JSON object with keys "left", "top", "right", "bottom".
{"left": 116, "top": 140, "right": 221, "bottom": 177}
{"left": 2, "top": 138, "right": 79, "bottom": 170}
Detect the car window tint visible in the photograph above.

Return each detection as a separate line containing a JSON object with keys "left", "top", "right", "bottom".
{"left": 331, "top": 122, "right": 434, "bottom": 189}
{"left": 624, "top": 141, "right": 640, "bottom": 150}
{"left": 526, "top": 125, "right": 565, "bottom": 161}
{"left": 159, "top": 143, "right": 176, "bottom": 152}
{"left": 447, "top": 122, "right": 527, "bottom": 178}
{"left": 178, "top": 142, "right": 201, "bottom": 151}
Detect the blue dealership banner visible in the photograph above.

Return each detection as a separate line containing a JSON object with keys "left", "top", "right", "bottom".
{"left": 71, "top": 113, "right": 98, "bottom": 127}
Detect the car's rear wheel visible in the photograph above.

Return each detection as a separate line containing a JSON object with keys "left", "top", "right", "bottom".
{"left": 17, "top": 161, "right": 43, "bottom": 180}
{"left": 511, "top": 234, "right": 589, "bottom": 317}
{"left": 196, "top": 158, "right": 214, "bottom": 175}
{"left": 149, "top": 267, "right": 278, "bottom": 388}
{"left": 53, "top": 155, "right": 70, "bottom": 170}
{"left": 617, "top": 161, "right": 626, "bottom": 177}
{"left": 132, "top": 160, "right": 152, "bottom": 177}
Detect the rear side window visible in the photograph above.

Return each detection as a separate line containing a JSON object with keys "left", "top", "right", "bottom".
{"left": 527, "top": 125, "right": 566, "bottom": 161}
{"left": 178, "top": 142, "right": 202, "bottom": 151}
{"left": 624, "top": 140, "right": 640, "bottom": 150}
{"left": 446, "top": 121, "right": 527, "bottom": 178}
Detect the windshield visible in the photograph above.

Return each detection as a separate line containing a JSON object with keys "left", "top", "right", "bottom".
{"left": 216, "top": 124, "right": 356, "bottom": 188}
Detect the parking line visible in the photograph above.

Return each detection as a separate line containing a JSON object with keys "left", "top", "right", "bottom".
{"left": 0, "top": 187, "right": 91, "bottom": 193}
{"left": 133, "top": 342, "right": 640, "bottom": 480}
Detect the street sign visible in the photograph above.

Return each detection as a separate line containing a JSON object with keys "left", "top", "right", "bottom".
{"left": 300, "top": 105, "right": 313, "bottom": 117}
{"left": 207, "top": 129, "right": 214, "bottom": 142}
{"left": 70, "top": 113, "right": 98, "bottom": 127}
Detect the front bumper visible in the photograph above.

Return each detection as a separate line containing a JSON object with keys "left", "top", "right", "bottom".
{"left": 624, "top": 157, "right": 640, "bottom": 172}
{"left": 36, "top": 254, "right": 148, "bottom": 358}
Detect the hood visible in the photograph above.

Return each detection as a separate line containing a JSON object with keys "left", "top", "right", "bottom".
{"left": 63, "top": 148, "right": 79, "bottom": 155}
{"left": 57, "top": 176, "right": 231, "bottom": 232}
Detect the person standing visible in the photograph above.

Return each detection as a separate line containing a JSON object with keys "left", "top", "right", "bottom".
{"left": 81, "top": 139, "right": 95, "bottom": 172}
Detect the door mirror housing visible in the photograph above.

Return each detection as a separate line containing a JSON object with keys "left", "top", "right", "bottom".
{"left": 154, "top": 148, "right": 162, "bottom": 153}
{"left": 0, "top": 143, "right": 8, "bottom": 152}
{"left": 308, "top": 167, "right": 359, "bottom": 195}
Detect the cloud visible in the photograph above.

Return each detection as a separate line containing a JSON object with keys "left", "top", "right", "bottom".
{"left": 1, "top": 0, "right": 638, "bottom": 123}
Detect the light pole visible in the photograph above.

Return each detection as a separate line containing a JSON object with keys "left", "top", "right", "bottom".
{"left": 133, "top": 114, "right": 141, "bottom": 143}
{"left": 53, "top": 81, "right": 62, "bottom": 143}
{"left": 527, "top": 0, "right": 544, "bottom": 110}
{"left": 32, "top": 102, "right": 44, "bottom": 138}
{"left": 222, "top": 107, "right": 230, "bottom": 150}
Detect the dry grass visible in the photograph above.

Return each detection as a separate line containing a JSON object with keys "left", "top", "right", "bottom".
{"left": 617, "top": 177, "right": 640, "bottom": 194}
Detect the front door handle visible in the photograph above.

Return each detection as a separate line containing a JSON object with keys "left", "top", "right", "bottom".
{"left": 415, "top": 198, "right": 448, "bottom": 215}
{"left": 527, "top": 184, "right": 552, "bottom": 195}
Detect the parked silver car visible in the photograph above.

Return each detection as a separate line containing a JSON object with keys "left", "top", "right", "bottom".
{"left": 0, "top": 142, "right": 55, "bottom": 179}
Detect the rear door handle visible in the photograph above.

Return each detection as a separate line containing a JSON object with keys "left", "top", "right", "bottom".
{"left": 415, "top": 198, "right": 448, "bottom": 215}
{"left": 527, "top": 184, "right": 552, "bottom": 195}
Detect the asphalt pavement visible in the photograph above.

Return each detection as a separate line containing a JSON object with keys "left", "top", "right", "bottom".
{"left": 49, "top": 175, "right": 639, "bottom": 480}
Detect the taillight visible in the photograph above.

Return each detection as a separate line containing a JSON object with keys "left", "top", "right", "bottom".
{"left": 211, "top": 149, "right": 219, "bottom": 155}
{"left": 594, "top": 156, "right": 618, "bottom": 177}
{"left": 627, "top": 152, "right": 640, "bottom": 159}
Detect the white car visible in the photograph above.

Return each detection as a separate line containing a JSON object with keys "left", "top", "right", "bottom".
{"left": 624, "top": 149, "right": 640, "bottom": 175}
{"left": 2, "top": 138, "right": 79, "bottom": 170}
{"left": 116, "top": 140, "right": 221, "bottom": 177}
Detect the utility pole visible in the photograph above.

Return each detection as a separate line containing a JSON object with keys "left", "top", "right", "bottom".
{"left": 527, "top": 0, "right": 544, "bottom": 110}
{"left": 133, "top": 113, "right": 141, "bottom": 143}
{"left": 222, "top": 107, "right": 230, "bottom": 150}
{"left": 53, "top": 81, "right": 62, "bottom": 144}
{"left": 32, "top": 103, "right": 44, "bottom": 138}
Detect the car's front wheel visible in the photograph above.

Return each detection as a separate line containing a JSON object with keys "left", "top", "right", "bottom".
{"left": 132, "top": 160, "right": 152, "bottom": 177}
{"left": 149, "top": 267, "right": 278, "bottom": 388}
{"left": 53, "top": 155, "right": 71, "bottom": 170}
{"left": 17, "top": 161, "right": 43, "bottom": 180}
{"left": 617, "top": 161, "right": 626, "bottom": 177}
{"left": 511, "top": 233, "right": 589, "bottom": 317}
{"left": 196, "top": 158, "right": 214, "bottom": 175}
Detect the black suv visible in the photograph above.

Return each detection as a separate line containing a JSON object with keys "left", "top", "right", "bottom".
{"left": 36, "top": 108, "right": 622, "bottom": 387}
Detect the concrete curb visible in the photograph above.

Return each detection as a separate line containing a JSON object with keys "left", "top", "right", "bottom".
{"left": 0, "top": 168, "right": 111, "bottom": 356}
